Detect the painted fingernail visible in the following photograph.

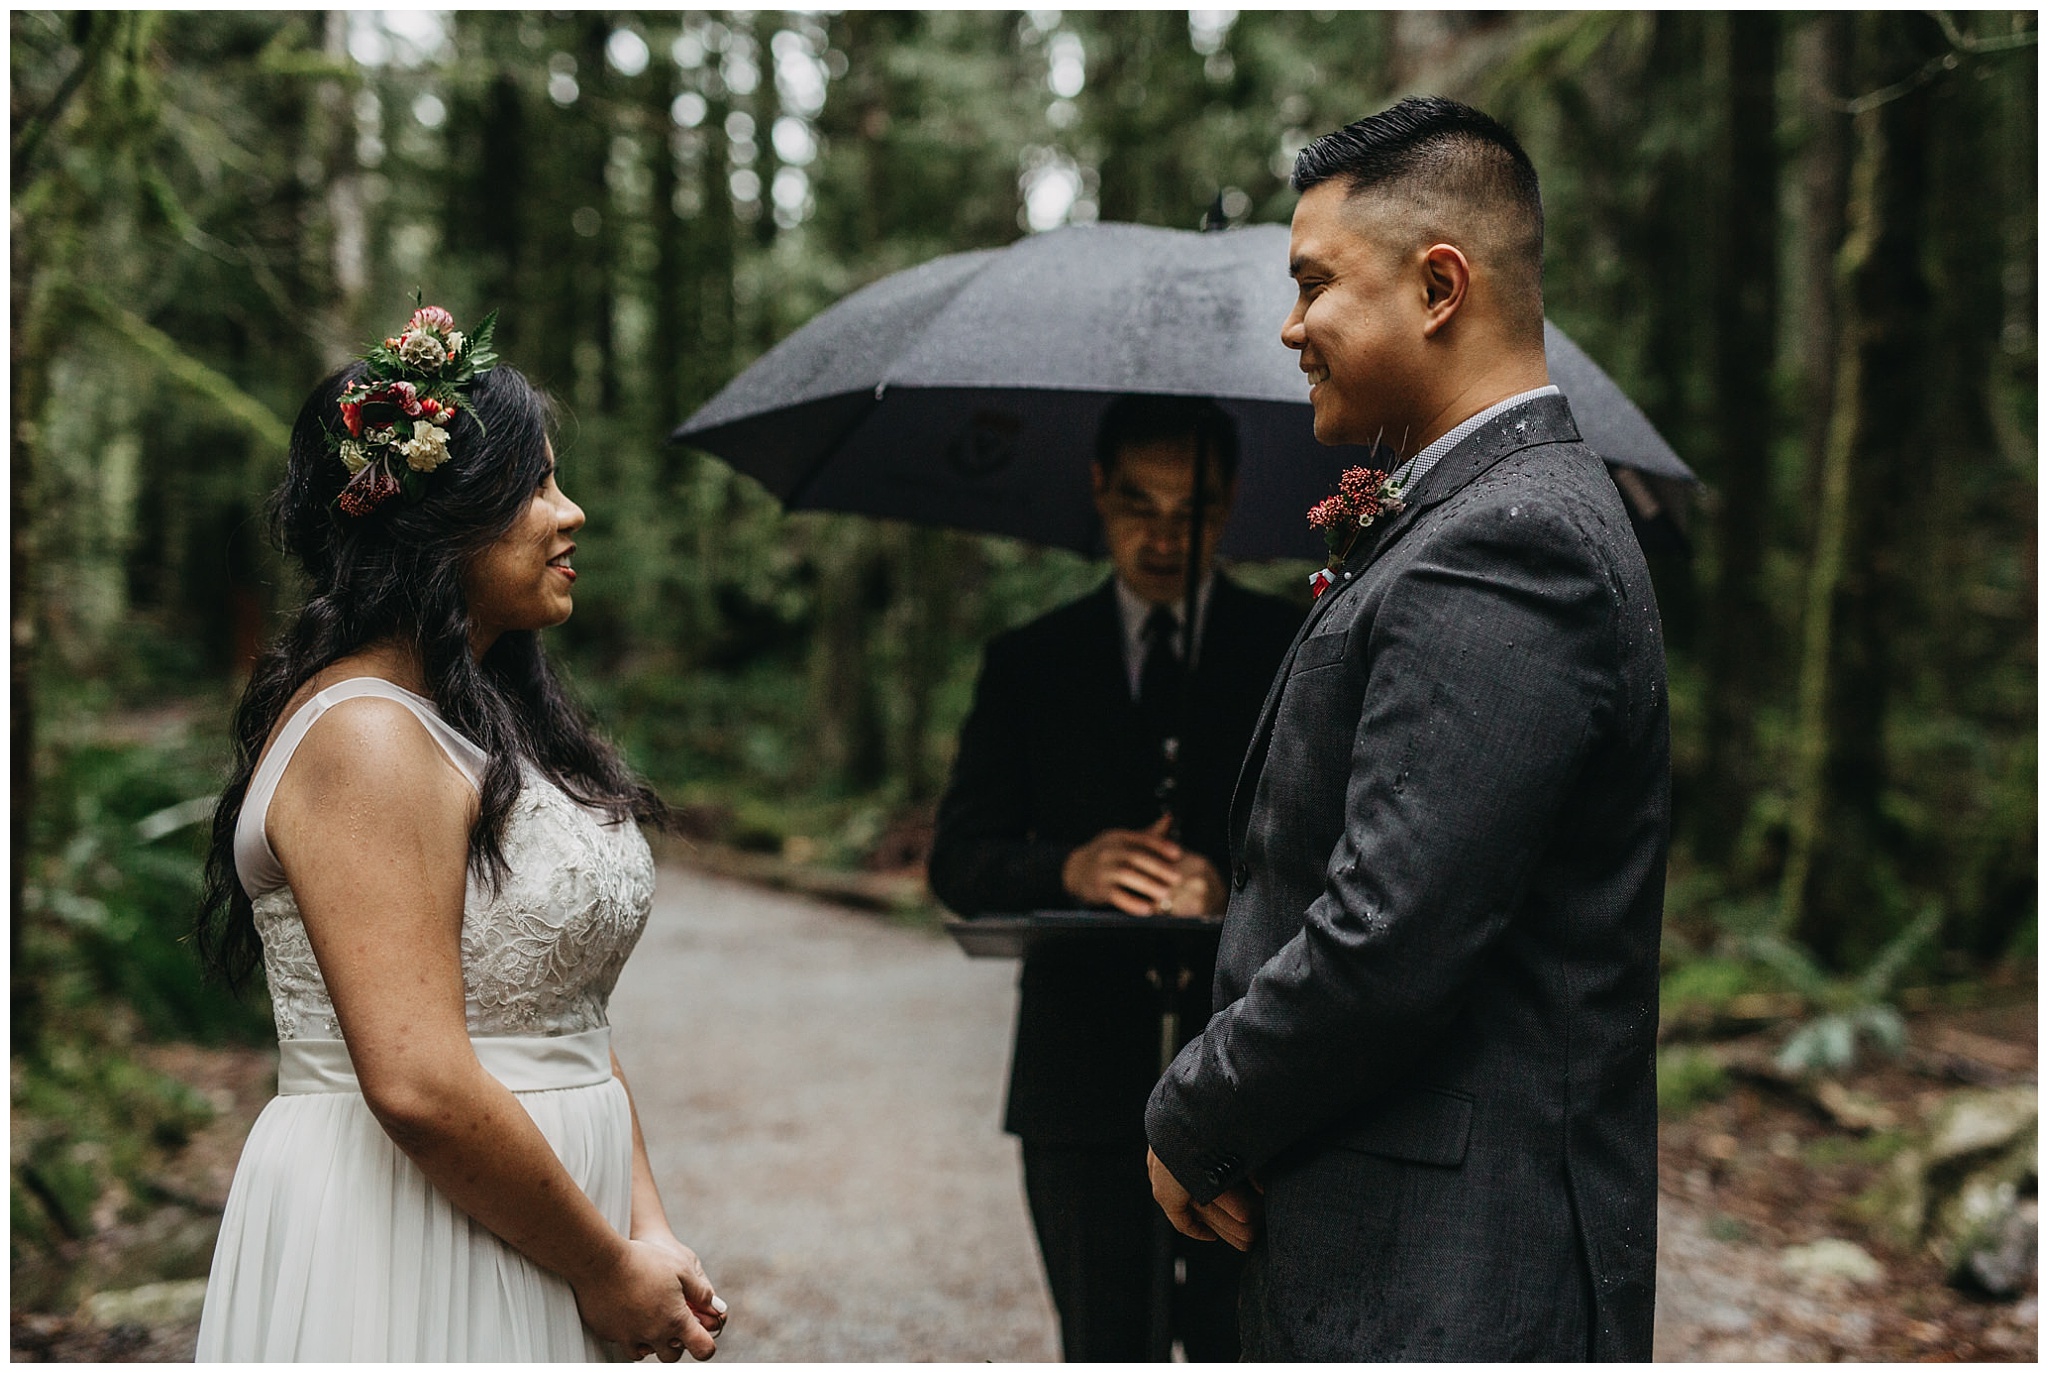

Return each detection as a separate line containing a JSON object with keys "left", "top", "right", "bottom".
{"left": 711, "top": 1296, "right": 728, "bottom": 1314}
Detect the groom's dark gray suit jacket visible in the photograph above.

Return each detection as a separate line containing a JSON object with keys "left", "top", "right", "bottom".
{"left": 1145, "top": 394, "right": 1667, "bottom": 1361}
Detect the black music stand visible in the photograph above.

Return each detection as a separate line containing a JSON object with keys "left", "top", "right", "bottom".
{"left": 947, "top": 909, "right": 1223, "bottom": 1362}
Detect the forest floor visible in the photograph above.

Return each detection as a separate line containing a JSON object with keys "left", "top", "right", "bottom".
{"left": 10, "top": 860, "right": 2036, "bottom": 1363}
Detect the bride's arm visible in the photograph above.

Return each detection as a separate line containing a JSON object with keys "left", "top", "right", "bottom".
{"left": 267, "top": 697, "right": 718, "bottom": 1361}
{"left": 612, "top": 1053, "right": 728, "bottom": 1335}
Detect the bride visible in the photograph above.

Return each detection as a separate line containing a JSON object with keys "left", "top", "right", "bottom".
{"left": 193, "top": 306, "right": 723, "bottom": 1361}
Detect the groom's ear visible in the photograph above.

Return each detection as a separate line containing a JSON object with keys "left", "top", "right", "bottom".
{"left": 1418, "top": 243, "right": 1471, "bottom": 338}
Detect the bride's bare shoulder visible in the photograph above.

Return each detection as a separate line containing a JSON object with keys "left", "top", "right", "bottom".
{"left": 266, "top": 653, "right": 471, "bottom": 826}
{"left": 257, "top": 647, "right": 431, "bottom": 763}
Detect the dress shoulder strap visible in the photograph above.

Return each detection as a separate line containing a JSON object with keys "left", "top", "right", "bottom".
{"left": 232, "top": 678, "right": 487, "bottom": 898}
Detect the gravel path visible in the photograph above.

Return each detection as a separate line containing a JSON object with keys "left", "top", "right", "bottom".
{"left": 607, "top": 865, "right": 1058, "bottom": 1361}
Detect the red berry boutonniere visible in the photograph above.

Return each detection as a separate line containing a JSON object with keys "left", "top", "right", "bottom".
{"left": 1305, "top": 466, "right": 1405, "bottom": 598}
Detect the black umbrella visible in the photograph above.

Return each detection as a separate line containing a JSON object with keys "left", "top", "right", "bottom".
{"left": 673, "top": 221, "right": 1694, "bottom": 563}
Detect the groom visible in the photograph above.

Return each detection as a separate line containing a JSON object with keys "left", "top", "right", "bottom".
{"left": 1144, "top": 97, "right": 1668, "bottom": 1360}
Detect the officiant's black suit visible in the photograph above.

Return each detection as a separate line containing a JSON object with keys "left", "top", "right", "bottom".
{"left": 930, "top": 572, "right": 1301, "bottom": 1362}
{"left": 1146, "top": 396, "right": 1669, "bottom": 1360}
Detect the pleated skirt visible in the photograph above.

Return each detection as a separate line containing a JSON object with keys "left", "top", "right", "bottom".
{"left": 196, "top": 1030, "right": 631, "bottom": 1362}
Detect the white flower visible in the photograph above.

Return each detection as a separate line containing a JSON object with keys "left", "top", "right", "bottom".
{"left": 400, "top": 421, "right": 452, "bottom": 473}
{"left": 446, "top": 330, "right": 465, "bottom": 355}
{"left": 339, "top": 439, "right": 370, "bottom": 474}
{"left": 398, "top": 328, "right": 448, "bottom": 371}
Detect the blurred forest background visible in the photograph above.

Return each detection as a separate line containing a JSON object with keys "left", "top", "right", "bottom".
{"left": 9, "top": 8, "right": 2036, "bottom": 1313}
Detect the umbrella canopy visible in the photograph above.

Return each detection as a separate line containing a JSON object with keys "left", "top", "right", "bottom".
{"left": 675, "top": 221, "right": 1692, "bottom": 562}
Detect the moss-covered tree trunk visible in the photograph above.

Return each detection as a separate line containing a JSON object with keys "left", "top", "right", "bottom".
{"left": 1697, "top": 12, "right": 1780, "bottom": 866}
{"left": 1779, "top": 12, "right": 1941, "bottom": 961}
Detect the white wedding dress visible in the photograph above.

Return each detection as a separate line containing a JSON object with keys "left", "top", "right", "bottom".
{"left": 196, "top": 678, "right": 656, "bottom": 1361}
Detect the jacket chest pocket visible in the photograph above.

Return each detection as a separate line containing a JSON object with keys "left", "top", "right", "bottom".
{"left": 1289, "top": 629, "right": 1348, "bottom": 675}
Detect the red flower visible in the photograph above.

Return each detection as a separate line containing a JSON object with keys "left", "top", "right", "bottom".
{"left": 1308, "top": 465, "right": 1402, "bottom": 563}
{"left": 340, "top": 400, "right": 363, "bottom": 437}
{"left": 409, "top": 305, "right": 456, "bottom": 335}
{"left": 369, "top": 380, "right": 422, "bottom": 416}
{"left": 337, "top": 461, "right": 401, "bottom": 517}
{"left": 1338, "top": 466, "right": 1388, "bottom": 512}
{"left": 1306, "top": 496, "right": 1347, "bottom": 531}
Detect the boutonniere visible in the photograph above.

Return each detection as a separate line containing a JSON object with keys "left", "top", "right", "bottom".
{"left": 1306, "top": 466, "right": 1405, "bottom": 598}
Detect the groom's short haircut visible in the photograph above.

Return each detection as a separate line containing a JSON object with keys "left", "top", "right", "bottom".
{"left": 1095, "top": 393, "right": 1240, "bottom": 485}
{"left": 1293, "top": 96, "right": 1545, "bottom": 343}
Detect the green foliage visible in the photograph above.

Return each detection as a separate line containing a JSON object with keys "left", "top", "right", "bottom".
{"left": 1657, "top": 1046, "right": 1732, "bottom": 1118}
{"left": 19, "top": 715, "right": 270, "bottom": 1046}
{"left": 1660, "top": 956, "right": 1765, "bottom": 1021}
{"left": 1749, "top": 903, "right": 1943, "bottom": 1074}
{"left": 1775, "top": 1007, "right": 1906, "bottom": 1077}
{"left": 8, "top": 692, "right": 266, "bottom": 1302}
{"left": 11, "top": 1026, "right": 216, "bottom": 1246}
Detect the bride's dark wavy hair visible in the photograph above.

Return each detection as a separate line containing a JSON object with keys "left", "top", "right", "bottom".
{"left": 196, "top": 361, "right": 671, "bottom": 990}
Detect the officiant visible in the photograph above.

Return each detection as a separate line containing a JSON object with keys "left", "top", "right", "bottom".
{"left": 928, "top": 394, "right": 1300, "bottom": 1362}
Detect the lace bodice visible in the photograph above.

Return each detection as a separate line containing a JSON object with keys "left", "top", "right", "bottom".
{"left": 256, "top": 768, "right": 654, "bottom": 1040}
{"left": 242, "top": 680, "right": 655, "bottom": 1041}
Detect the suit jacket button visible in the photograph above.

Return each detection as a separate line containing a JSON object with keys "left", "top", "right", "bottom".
{"left": 1232, "top": 862, "right": 1249, "bottom": 890}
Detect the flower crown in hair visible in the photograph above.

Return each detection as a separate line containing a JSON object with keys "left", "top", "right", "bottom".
{"left": 327, "top": 303, "right": 499, "bottom": 517}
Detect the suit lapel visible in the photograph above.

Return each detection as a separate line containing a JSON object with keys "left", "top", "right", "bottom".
{"left": 1227, "top": 605, "right": 1322, "bottom": 850}
{"left": 1224, "top": 395, "right": 1586, "bottom": 851}
{"left": 1080, "top": 580, "right": 1133, "bottom": 709}
{"left": 1349, "top": 393, "right": 1583, "bottom": 579}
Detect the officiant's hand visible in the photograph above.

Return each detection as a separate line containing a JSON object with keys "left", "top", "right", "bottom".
{"left": 1158, "top": 851, "right": 1226, "bottom": 917}
{"left": 1149, "top": 1147, "right": 1262, "bottom": 1252}
{"left": 1062, "top": 816, "right": 1186, "bottom": 914}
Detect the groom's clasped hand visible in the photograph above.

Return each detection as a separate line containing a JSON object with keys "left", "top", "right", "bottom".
{"left": 1148, "top": 1148, "right": 1262, "bottom": 1251}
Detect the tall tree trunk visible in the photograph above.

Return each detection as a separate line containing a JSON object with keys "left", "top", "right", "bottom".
{"left": 476, "top": 70, "right": 528, "bottom": 331}
{"left": 11, "top": 231, "right": 52, "bottom": 1050}
{"left": 1794, "top": 15, "right": 1852, "bottom": 504}
{"left": 578, "top": 15, "right": 619, "bottom": 412}
{"left": 895, "top": 527, "right": 954, "bottom": 803}
{"left": 6, "top": 7, "right": 124, "bottom": 1043}
{"left": 1697, "top": 12, "right": 1780, "bottom": 866}
{"left": 650, "top": 48, "right": 685, "bottom": 418}
{"left": 809, "top": 528, "right": 889, "bottom": 790}
{"left": 1778, "top": 12, "right": 1940, "bottom": 960}
{"left": 317, "top": 10, "right": 365, "bottom": 364}
{"left": 1635, "top": 13, "right": 1707, "bottom": 464}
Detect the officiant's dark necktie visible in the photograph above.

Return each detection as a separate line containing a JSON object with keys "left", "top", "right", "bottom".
{"left": 1138, "top": 606, "right": 1184, "bottom": 819}
{"left": 1138, "top": 606, "right": 1184, "bottom": 716}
